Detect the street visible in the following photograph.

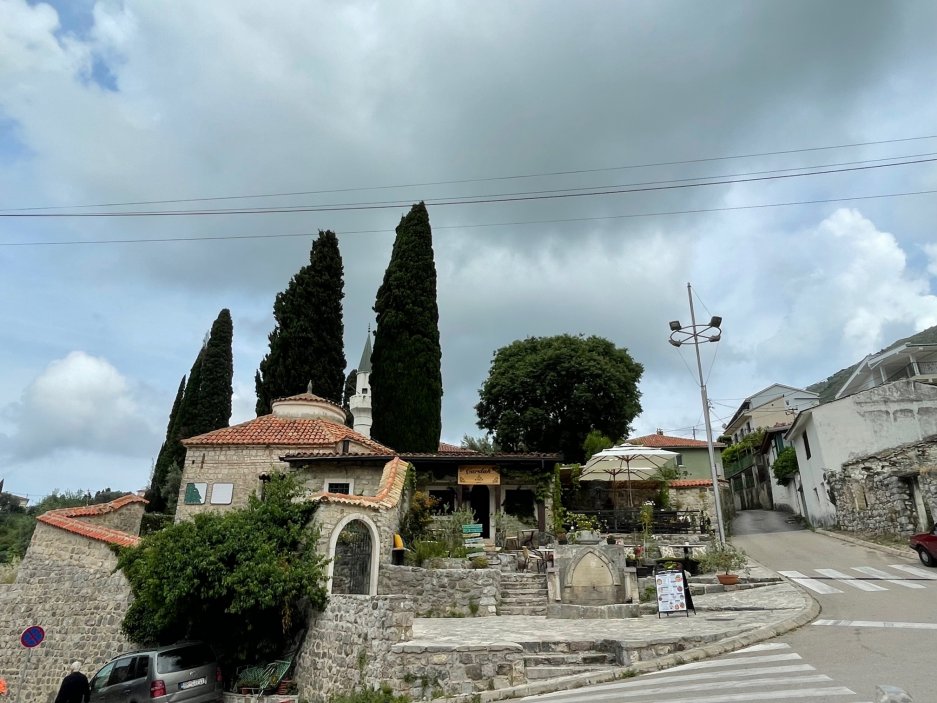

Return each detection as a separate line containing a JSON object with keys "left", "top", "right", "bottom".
{"left": 519, "top": 510, "right": 931, "bottom": 702}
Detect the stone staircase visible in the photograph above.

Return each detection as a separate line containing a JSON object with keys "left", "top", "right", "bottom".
{"left": 499, "top": 572, "right": 548, "bottom": 616}
{"left": 520, "top": 641, "right": 618, "bottom": 681}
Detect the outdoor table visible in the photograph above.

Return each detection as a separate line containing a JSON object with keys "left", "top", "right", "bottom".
{"left": 519, "top": 529, "right": 536, "bottom": 548}
{"left": 669, "top": 543, "right": 702, "bottom": 558}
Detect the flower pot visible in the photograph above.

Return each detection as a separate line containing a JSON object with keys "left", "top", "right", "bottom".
{"left": 717, "top": 573, "right": 739, "bottom": 585}
{"left": 573, "top": 530, "right": 601, "bottom": 544}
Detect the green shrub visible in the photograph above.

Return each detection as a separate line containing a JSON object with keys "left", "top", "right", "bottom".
{"left": 328, "top": 685, "right": 410, "bottom": 703}
{"left": 772, "top": 447, "right": 799, "bottom": 486}
{"left": 405, "top": 539, "right": 448, "bottom": 567}
{"left": 697, "top": 542, "right": 748, "bottom": 575}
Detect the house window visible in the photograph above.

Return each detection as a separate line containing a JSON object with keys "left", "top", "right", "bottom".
{"left": 803, "top": 434, "right": 812, "bottom": 460}
{"left": 210, "top": 483, "right": 234, "bottom": 505}
{"left": 326, "top": 480, "right": 353, "bottom": 495}
{"left": 184, "top": 482, "right": 207, "bottom": 505}
{"left": 674, "top": 454, "right": 684, "bottom": 467}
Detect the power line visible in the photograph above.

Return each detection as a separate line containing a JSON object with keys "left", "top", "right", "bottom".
{"left": 1, "top": 187, "right": 933, "bottom": 247}
{"left": 5, "top": 133, "right": 937, "bottom": 212}
{"left": 1, "top": 156, "right": 935, "bottom": 219}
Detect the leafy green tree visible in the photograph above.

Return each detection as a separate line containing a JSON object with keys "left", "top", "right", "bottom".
{"left": 475, "top": 334, "right": 643, "bottom": 463}
{"left": 772, "top": 446, "right": 799, "bottom": 486}
{"left": 118, "top": 475, "right": 328, "bottom": 673}
{"left": 370, "top": 203, "right": 443, "bottom": 451}
{"left": 460, "top": 434, "right": 500, "bottom": 454}
{"left": 256, "top": 231, "right": 346, "bottom": 414}
{"left": 582, "top": 430, "right": 614, "bottom": 461}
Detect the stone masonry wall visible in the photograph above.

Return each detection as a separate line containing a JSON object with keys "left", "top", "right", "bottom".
{"left": 377, "top": 565, "right": 500, "bottom": 616}
{"left": 833, "top": 437, "right": 937, "bottom": 536}
{"left": 0, "top": 524, "right": 135, "bottom": 703}
{"left": 294, "top": 595, "right": 415, "bottom": 702}
{"left": 77, "top": 502, "right": 145, "bottom": 535}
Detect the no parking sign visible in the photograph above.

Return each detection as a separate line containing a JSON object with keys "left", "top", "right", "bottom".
{"left": 19, "top": 626, "right": 44, "bottom": 649}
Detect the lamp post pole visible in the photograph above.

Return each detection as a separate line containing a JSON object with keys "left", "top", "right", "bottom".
{"left": 669, "top": 282, "right": 727, "bottom": 545}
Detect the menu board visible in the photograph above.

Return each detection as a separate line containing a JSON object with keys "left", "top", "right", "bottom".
{"left": 655, "top": 569, "right": 690, "bottom": 616}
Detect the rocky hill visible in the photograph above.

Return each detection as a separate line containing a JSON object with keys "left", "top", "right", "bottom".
{"left": 807, "top": 324, "right": 937, "bottom": 403}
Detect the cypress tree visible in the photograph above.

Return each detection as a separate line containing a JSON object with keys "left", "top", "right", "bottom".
{"left": 255, "top": 230, "right": 346, "bottom": 414}
{"left": 145, "top": 375, "right": 186, "bottom": 513}
{"left": 370, "top": 202, "right": 443, "bottom": 451}
{"left": 198, "top": 309, "right": 234, "bottom": 431}
{"left": 342, "top": 368, "right": 357, "bottom": 427}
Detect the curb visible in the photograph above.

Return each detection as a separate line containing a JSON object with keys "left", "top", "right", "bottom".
{"left": 815, "top": 529, "right": 913, "bottom": 559}
{"left": 437, "top": 583, "right": 820, "bottom": 702}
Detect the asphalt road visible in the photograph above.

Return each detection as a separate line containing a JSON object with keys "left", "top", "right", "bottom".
{"left": 733, "top": 510, "right": 933, "bottom": 699}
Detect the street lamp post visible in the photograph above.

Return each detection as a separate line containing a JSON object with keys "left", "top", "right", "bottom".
{"left": 668, "top": 282, "right": 727, "bottom": 545}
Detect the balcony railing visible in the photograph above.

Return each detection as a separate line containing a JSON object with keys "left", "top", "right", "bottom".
{"left": 573, "top": 509, "right": 705, "bottom": 534}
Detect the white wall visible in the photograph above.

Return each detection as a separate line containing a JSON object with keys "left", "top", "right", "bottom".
{"left": 790, "top": 380, "right": 937, "bottom": 526}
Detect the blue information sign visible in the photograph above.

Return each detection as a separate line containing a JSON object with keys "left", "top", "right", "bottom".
{"left": 20, "top": 626, "right": 44, "bottom": 648}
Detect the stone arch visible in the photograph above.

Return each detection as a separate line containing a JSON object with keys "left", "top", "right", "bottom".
{"left": 327, "top": 513, "right": 380, "bottom": 595}
{"left": 563, "top": 547, "right": 621, "bottom": 588}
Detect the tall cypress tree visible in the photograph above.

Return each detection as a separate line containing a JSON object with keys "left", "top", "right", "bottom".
{"left": 145, "top": 375, "right": 186, "bottom": 513}
{"left": 147, "top": 309, "right": 234, "bottom": 513}
{"left": 342, "top": 368, "right": 357, "bottom": 427}
{"left": 370, "top": 202, "right": 443, "bottom": 451}
{"left": 198, "top": 309, "right": 234, "bottom": 430}
{"left": 255, "top": 230, "right": 346, "bottom": 414}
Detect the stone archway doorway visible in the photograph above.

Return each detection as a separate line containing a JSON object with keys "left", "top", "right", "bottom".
{"left": 331, "top": 519, "right": 374, "bottom": 594}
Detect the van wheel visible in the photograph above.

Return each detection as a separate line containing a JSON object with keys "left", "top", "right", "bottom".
{"left": 918, "top": 547, "right": 935, "bottom": 567}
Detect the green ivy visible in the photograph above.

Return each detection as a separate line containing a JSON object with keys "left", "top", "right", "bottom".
{"left": 772, "top": 447, "right": 799, "bottom": 486}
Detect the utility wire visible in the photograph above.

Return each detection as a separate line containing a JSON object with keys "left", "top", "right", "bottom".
{"left": 5, "top": 133, "right": 937, "bottom": 212}
{"left": 1, "top": 157, "right": 935, "bottom": 219}
{"left": 1, "top": 187, "right": 933, "bottom": 247}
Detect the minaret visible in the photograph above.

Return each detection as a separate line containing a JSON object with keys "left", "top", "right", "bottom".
{"left": 349, "top": 328, "right": 373, "bottom": 437}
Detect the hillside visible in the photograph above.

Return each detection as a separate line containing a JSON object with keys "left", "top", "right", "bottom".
{"left": 807, "top": 324, "right": 937, "bottom": 403}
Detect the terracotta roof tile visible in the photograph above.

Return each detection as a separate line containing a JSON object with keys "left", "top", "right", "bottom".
{"left": 438, "top": 441, "right": 471, "bottom": 454}
{"left": 273, "top": 391, "right": 344, "bottom": 410}
{"left": 669, "top": 479, "right": 729, "bottom": 488}
{"left": 183, "top": 415, "right": 393, "bottom": 454}
{"left": 629, "top": 434, "right": 726, "bottom": 449}
{"left": 36, "top": 494, "right": 147, "bottom": 548}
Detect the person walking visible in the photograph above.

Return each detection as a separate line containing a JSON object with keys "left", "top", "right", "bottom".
{"left": 54, "top": 662, "right": 90, "bottom": 703}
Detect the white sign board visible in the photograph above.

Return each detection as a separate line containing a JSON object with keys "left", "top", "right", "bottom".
{"left": 655, "top": 570, "right": 688, "bottom": 615}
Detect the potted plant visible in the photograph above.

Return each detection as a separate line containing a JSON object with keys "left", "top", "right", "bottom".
{"left": 567, "top": 512, "right": 601, "bottom": 544}
{"left": 235, "top": 666, "right": 266, "bottom": 694}
{"left": 698, "top": 542, "right": 749, "bottom": 585}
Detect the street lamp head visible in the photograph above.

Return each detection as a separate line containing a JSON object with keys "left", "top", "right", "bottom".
{"left": 708, "top": 315, "right": 722, "bottom": 328}
{"left": 709, "top": 332, "right": 721, "bottom": 342}
{"left": 669, "top": 320, "right": 682, "bottom": 331}
{"left": 668, "top": 338, "right": 682, "bottom": 347}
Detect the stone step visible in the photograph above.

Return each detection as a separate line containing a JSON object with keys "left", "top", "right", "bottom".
{"left": 500, "top": 587, "right": 547, "bottom": 596}
{"left": 498, "top": 605, "right": 548, "bottom": 616}
{"left": 523, "top": 652, "right": 616, "bottom": 667}
{"left": 500, "top": 598, "right": 547, "bottom": 607}
{"left": 526, "top": 664, "right": 615, "bottom": 681}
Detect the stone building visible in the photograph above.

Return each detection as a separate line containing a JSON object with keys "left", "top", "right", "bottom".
{"left": 786, "top": 379, "right": 937, "bottom": 527}
{"left": 0, "top": 495, "right": 144, "bottom": 702}
{"left": 829, "top": 434, "right": 937, "bottom": 536}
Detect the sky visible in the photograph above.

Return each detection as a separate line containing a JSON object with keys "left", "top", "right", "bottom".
{"left": 1, "top": 1, "right": 937, "bottom": 503}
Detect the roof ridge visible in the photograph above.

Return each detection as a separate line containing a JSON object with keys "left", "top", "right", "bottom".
{"left": 36, "top": 494, "right": 146, "bottom": 548}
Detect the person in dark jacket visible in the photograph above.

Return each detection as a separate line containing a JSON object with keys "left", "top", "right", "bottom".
{"left": 54, "top": 662, "right": 90, "bottom": 703}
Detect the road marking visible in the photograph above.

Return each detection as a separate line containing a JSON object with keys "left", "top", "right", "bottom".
{"left": 814, "top": 618, "right": 937, "bottom": 630}
{"left": 537, "top": 688, "right": 857, "bottom": 703}
{"left": 561, "top": 665, "right": 818, "bottom": 696}
{"left": 851, "top": 566, "right": 926, "bottom": 588}
{"left": 889, "top": 563, "right": 937, "bottom": 580}
{"left": 733, "top": 643, "right": 792, "bottom": 653}
{"left": 640, "top": 652, "right": 803, "bottom": 673}
{"left": 814, "top": 568, "right": 888, "bottom": 591}
{"left": 534, "top": 675, "right": 839, "bottom": 701}
{"left": 778, "top": 570, "right": 843, "bottom": 594}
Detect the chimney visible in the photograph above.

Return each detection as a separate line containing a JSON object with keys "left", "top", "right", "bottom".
{"left": 341, "top": 439, "right": 351, "bottom": 455}
{"left": 656, "top": 428, "right": 664, "bottom": 435}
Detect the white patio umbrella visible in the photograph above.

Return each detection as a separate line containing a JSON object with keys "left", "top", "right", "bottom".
{"left": 581, "top": 445, "right": 679, "bottom": 507}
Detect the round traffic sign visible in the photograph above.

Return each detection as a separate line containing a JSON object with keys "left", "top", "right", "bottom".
{"left": 20, "top": 626, "right": 45, "bottom": 648}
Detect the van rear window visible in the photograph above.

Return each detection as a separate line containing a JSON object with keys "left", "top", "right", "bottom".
{"left": 157, "top": 644, "right": 215, "bottom": 673}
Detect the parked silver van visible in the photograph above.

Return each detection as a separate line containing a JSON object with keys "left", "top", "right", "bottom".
{"left": 89, "top": 642, "right": 223, "bottom": 702}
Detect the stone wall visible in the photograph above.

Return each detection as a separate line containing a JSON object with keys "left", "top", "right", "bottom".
{"left": 175, "top": 445, "right": 287, "bottom": 521}
{"left": 377, "top": 564, "right": 500, "bottom": 616}
{"left": 832, "top": 437, "right": 937, "bottom": 536}
{"left": 78, "top": 501, "right": 145, "bottom": 535}
{"left": 294, "top": 595, "right": 415, "bottom": 702}
{"left": 297, "top": 463, "right": 384, "bottom": 498}
{"left": 293, "top": 595, "right": 527, "bottom": 701}
{"left": 0, "top": 524, "right": 135, "bottom": 703}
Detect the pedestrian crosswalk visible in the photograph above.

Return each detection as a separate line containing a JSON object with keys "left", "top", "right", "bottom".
{"left": 519, "top": 643, "right": 869, "bottom": 702}
{"left": 777, "top": 564, "right": 936, "bottom": 595}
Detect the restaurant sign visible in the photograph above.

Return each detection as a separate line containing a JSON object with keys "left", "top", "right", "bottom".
{"left": 458, "top": 465, "right": 500, "bottom": 485}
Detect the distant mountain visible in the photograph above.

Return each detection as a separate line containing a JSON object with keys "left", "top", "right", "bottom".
{"left": 807, "top": 324, "right": 937, "bottom": 403}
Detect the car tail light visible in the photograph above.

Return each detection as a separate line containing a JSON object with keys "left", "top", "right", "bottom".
{"left": 150, "top": 679, "right": 166, "bottom": 698}
{"left": 216, "top": 667, "right": 223, "bottom": 683}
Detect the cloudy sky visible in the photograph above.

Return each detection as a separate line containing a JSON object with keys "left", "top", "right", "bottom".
{"left": 2, "top": 1, "right": 936, "bottom": 502}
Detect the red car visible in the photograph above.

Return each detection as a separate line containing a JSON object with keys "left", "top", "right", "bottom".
{"left": 909, "top": 526, "right": 937, "bottom": 567}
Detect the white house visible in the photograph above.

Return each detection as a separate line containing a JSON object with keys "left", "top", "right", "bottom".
{"left": 785, "top": 379, "right": 937, "bottom": 527}
{"left": 723, "top": 383, "right": 819, "bottom": 445}
{"left": 834, "top": 342, "right": 937, "bottom": 399}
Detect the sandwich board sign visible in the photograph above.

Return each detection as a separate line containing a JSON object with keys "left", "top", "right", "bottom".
{"left": 654, "top": 566, "right": 695, "bottom": 617}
